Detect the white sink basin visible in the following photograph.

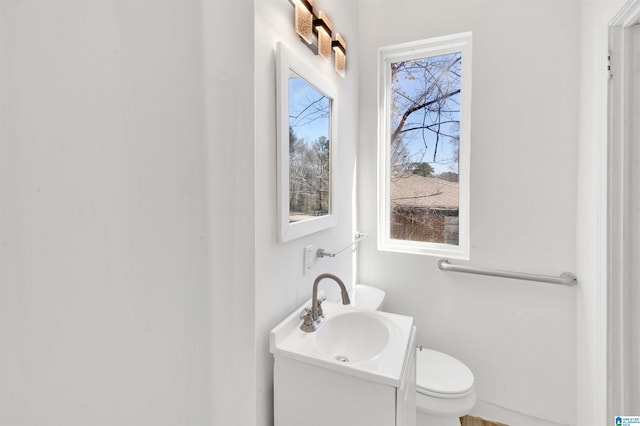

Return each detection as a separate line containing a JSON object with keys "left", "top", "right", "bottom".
{"left": 315, "top": 311, "right": 389, "bottom": 362}
{"left": 270, "top": 299, "right": 415, "bottom": 386}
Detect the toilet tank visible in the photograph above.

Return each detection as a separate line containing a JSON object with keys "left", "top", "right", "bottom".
{"left": 349, "top": 284, "right": 386, "bottom": 311}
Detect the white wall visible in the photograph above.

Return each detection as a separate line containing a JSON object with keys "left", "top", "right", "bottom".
{"left": 254, "top": 1, "right": 359, "bottom": 425}
{"left": 0, "top": 0, "right": 256, "bottom": 424}
{"left": 358, "top": 1, "right": 579, "bottom": 424}
{"left": 203, "top": 1, "right": 256, "bottom": 425}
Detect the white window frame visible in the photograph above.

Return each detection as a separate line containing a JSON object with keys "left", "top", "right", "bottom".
{"left": 377, "top": 33, "right": 472, "bottom": 259}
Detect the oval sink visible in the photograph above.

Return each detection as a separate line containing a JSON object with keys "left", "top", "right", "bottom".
{"left": 314, "top": 312, "right": 390, "bottom": 363}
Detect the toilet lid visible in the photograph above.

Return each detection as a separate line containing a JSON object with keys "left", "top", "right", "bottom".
{"left": 416, "top": 349, "right": 474, "bottom": 396}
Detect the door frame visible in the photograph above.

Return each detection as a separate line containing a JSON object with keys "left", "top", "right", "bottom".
{"left": 608, "top": 0, "right": 640, "bottom": 418}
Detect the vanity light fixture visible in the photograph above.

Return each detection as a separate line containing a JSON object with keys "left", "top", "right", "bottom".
{"left": 288, "top": 0, "right": 346, "bottom": 77}
{"left": 294, "top": 0, "right": 314, "bottom": 44}
{"left": 332, "top": 34, "right": 346, "bottom": 78}
{"left": 314, "top": 12, "right": 332, "bottom": 62}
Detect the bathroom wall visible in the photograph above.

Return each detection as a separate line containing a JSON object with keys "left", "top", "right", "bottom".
{"left": 358, "top": 1, "right": 579, "bottom": 425}
{"left": 203, "top": 1, "right": 256, "bottom": 425}
{"left": 0, "top": 1, "right": 256, "bottom": 425}
{"left": 253, "top": 1, "right": 359, "bottom": 425}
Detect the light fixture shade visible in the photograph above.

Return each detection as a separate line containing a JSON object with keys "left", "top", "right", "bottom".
{"left": 315, "top": 11, "right": 332, "bottom": 62}
{"left": 333, "top": 33, "right": 346, "bottom": 77}
{"left": 294, "top": 0, "right": 314, "bottom": 44}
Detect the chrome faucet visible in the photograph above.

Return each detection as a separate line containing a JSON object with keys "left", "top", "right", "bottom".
{"left": 300, "top": 273, "right": 351, "bottom": 332}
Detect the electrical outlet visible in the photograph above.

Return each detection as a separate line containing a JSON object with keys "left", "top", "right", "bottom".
{"left": 303, "top": 245, "right": 314, "bottom": 274}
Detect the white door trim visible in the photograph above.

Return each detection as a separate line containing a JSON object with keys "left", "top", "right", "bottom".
{"left": 608, "top": 0, "right": 640, "bottom": 418}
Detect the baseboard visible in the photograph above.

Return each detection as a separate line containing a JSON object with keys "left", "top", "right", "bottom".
{"left": 469, "top": 400, "right": 574, "bottom": 426}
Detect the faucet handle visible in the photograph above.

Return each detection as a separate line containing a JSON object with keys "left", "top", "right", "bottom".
{"left": 300, "top": 307, "right": 322, "bottom": 332}
{"left": 299, "top": 307, "right": 312, "bottom": 320}
{"left": 315, "top": 296, "right": 327, "bottom": 318}
{"left": 299, "top": 296, "right": 326, "bottom": 320}
{"left": 301, "top": 310, "right": 316, "bottom": 329}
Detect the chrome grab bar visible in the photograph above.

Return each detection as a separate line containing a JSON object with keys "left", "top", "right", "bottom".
{"left": 317, "top": 232, "right": 368, "bottom": 258}
{"left": 438, "top": 259, "right": 577, "bottom": 286}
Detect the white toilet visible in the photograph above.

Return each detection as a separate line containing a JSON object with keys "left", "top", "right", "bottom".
{"left": 350, "top": 284, "right": 477, "bottom": 426}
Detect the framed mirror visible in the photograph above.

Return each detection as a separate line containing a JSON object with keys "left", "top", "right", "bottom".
{"left": 276, "top": 42, "right": 338, "bottom": 242}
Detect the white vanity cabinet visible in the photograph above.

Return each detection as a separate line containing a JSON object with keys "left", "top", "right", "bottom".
{"left": 273, "top": 325, "right": 417, "bottom": 426}
{"left": 270, "top": 301, "right": 417, "bottom": 426}
{"left": 395, "top": 327, "right": 417, "bottom": 426}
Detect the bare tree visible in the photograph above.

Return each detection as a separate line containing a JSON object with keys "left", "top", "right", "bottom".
{"left": 287, "top": 77, "right": 331, "bottom": 219}
{"left": 288, "top": 129, "right": 330, "bottom": 218}
{"left": 388, "top": 52, "right": 462, "bottom": 244}
{"left": 390, "top": 53, "right": 462, "bottom": 181}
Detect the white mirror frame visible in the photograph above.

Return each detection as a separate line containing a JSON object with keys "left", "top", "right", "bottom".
{"left": 276, "top": 42, "right": 338, "bottom": 242}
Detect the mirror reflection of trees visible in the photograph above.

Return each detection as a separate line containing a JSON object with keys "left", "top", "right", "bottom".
{"left": 288, "top": 76, "right": 330, "bottom": 222}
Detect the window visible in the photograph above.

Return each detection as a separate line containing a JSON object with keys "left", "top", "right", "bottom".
{"left": 378, "top": 33, "right": 471, "bottom": 259}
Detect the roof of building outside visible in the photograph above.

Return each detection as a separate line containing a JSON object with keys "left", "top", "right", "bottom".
{"left": 390, "top": 174, "right": 459, "bottom": 210}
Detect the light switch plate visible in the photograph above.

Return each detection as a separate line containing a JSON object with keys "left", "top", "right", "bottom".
{"left": 303, "top": 245, "right": 314, "bottom": 274}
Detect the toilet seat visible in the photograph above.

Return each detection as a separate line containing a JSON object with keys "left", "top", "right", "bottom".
{"left": 416, "top": 349, "right": 475, "bottom": 399}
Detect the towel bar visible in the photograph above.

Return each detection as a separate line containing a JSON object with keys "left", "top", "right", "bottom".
{"left": 317, "top": 232, "right": 368, "bottom": 258}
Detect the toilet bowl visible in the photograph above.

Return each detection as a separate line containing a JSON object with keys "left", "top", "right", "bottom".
{"left": 350, "top": 284, "right": 477, "bottom": 426}
{"left": 349, "top": 284, "right": 387, "bottom": 311}
{"left": 415, "top": 348, "right": 476, "bottom": 426}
